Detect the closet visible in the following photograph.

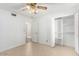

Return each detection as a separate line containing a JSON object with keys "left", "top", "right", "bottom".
{"left": 55, "top": 17, "right": 63, "bottom": 45}
{"left": 55, "top": 15, "right": 75, "bottom": 47}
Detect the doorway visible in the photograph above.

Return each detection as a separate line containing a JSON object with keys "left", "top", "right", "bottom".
{"left": 25, "top": 23, "right": 32, "bottom": 42}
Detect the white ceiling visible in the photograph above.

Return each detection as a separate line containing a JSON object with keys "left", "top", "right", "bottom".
{"left": 0, "top": 3, "right": 79, "bottom": 18}
{"left": 0, "top": 3, "right": 25, "bottom": 11}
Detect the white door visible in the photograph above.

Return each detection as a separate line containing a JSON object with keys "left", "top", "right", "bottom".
{"left": 31, "top": 21, "right": 39, "bottom": 42}
{"left": 38, "top": 19, "right": 51, "bottom": 45}
{"left": 32, "top": 18, "right": 52, "bottom": 45}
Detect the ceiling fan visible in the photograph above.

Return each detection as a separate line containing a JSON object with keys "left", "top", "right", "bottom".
{"left": 11, "top": 3, "right": 47, "bottom": 16}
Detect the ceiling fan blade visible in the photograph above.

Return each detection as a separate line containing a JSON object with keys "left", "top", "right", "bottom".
{"left": 26, "top": 3, "right": 31, "bottom": 6}
{"left": 26, "top": 3, "right": 37, "bottom": 6}
{"left": 37, "top": 6, "right": 47, "bottom": 10}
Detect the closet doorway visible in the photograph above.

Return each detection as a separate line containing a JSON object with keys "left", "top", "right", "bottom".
{"left": 55, "top": 15, "right": 75, "bottom": 48}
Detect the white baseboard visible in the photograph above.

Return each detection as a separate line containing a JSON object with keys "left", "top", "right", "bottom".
{"left": 0, "top": 41, "right": 26, "bottom": 52}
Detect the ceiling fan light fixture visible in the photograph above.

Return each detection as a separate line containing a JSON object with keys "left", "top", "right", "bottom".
{"left": 12, "top": 3, "right": 47, "bottom": 15}
{"left": 30, "top": 8, "right": 36, "bottom": 14}
{"left": 26, "top": 6, "right": 30, "bottom": 10}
